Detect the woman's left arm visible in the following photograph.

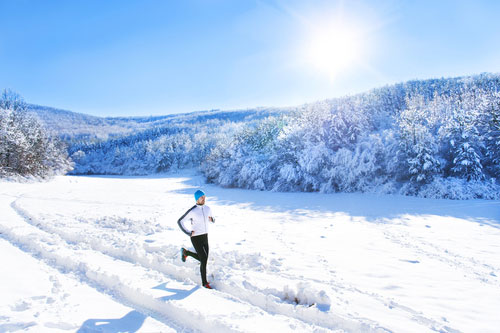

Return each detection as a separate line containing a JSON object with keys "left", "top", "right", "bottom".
{"left": 208, "top": 207, "right": 215, "bottom": 223}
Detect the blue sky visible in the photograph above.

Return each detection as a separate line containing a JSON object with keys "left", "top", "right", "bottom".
{"left": 1, "top": 0, "right": 500, "bottom": 117}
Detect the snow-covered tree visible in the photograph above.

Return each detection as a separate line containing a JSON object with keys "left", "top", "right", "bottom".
{"left": 0, "top": 89, "right": 72, "bottom": 178}
{"left": 397, "top": 95, "right": 441, "bottom": 184}
{"left": 484, "top": 94, "right": 500, "bottom": 176}
{"left": 442, "top": 91, "right": 485, "bottom": 181}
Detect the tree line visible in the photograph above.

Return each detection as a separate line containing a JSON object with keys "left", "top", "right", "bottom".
{"left": 201, "top": 74, "right": 500, "bottom": 199}
{"left": 4, "top": 73, "right": 499, "bottom": 199}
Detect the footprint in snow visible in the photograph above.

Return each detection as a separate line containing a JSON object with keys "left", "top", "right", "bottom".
{"left": 400, "top": 259, "right": 420, "bottom": 264}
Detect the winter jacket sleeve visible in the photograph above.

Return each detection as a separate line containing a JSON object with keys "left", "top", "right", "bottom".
{"left": 207, "top": 206, "right": 215, "bottom": 222}
{"left": 177, "top": 205, "right": 196, "bottom": 236}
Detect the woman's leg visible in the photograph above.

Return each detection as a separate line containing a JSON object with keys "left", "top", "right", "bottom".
{"left": 190, "top": 234, "right": 209, "bottom": 285}
{"left": 184, "top": 248, "right": 199, "bottom": 261}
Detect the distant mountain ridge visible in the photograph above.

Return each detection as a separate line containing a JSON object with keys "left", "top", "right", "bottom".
{"left": 27, "top": 104, "right": 292, "bottom": 142}
{"left": 28, "top": 72, "right": 500, "bottom": 142}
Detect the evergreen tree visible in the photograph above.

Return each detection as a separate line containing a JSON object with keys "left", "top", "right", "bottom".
{"left": 484, "top": 97, "right": 500, "bottom": 177}
{"left": 397, "top": 95, "right": 441, "bottom": 184}
{"left": 446, "top": 92, "right": 485, "bottom": 181}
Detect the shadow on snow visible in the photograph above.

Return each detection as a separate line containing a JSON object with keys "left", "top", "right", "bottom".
{"left": 171, "top": 172, "right": 500, "bottom": 229}
{"left": 74, "top": 172, "right": 500, "bottom": 229}
{"left": 77, "top": 284, "right": 198, "bottom": 333}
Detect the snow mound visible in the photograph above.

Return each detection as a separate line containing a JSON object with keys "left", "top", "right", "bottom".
{"left": 282, "top": 282, "right": 331, "bottom": 311}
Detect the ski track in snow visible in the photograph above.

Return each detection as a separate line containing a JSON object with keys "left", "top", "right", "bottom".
{"left": 2, "top": 202, "right": 444, "bottom": 333}
{"left": 1, "top": 201, "right": 336, "bottom": 332}
{"left": 1, "top": 174, "right": 500, "bottom": 332}
{"left": 1, "top": 199, "right": 190, "bottom": 332}
{"left": 5, "top": 197, "right": 383, "bottom": 333}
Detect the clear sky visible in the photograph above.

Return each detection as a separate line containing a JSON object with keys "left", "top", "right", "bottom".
{"left": 1, "top": 0, "right": 500, "bottom": 117}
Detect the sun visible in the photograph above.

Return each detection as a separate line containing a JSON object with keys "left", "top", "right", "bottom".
{"left": 303, "top": 19, "right": 365, "bottom": 79}
{"left": 284, "top": 1, "right": 379, "bottom": 82}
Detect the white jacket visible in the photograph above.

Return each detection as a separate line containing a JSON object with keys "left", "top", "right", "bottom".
{"left": 177, "top": 204, "right": 214, "bottom": 236}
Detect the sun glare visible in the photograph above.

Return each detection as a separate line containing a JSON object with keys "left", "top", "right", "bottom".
{"left": 304, "top": 20, "right": 365, "bottom": 79}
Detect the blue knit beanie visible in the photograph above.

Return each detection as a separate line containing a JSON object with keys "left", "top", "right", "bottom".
{"left": 194, "top": 190, "right": 205, "bottom": 201}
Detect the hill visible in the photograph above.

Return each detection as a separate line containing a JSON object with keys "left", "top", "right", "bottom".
{"left": 25, "top": 73, "right": 500, "bottom": 199}
{"left": 27, "top": 104, "right": 292, "bottom": 142}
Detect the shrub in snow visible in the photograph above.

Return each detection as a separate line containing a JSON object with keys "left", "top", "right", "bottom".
{"left": 416, "top": 177, "right": 500, "bottom": 200}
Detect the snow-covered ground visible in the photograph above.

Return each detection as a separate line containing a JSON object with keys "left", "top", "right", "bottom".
{"left": 1, "top": 171, "right": 499, "bottom": 332}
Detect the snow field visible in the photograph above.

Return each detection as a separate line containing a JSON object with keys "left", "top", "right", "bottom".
{"left": 8, "top": 193, "right": 384, "bottom": 331}
{"left": 1, "top": 173, "right": 500, "bottom": 332}
{"left": 9, "top": 200, "right": 334, "bottom": 331}
{"left": 0, "top": 195, "right": 177, "bottom": 332}
{"left": 1, "top": 196, "right": 336, "bottom": 332}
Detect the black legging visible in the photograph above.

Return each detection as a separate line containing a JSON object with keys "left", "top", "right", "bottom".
{"left": 185, "top": 234, "right": 209, "bottom": 285}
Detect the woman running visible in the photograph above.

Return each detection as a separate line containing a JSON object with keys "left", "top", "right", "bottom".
{"left": 177, "top": 190, "right": 215, "bottom": 289}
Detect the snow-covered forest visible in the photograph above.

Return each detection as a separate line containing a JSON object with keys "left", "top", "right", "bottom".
{"left": 0, "top": 90, "right": 72, "bottom": 179}
{"left": 3, "top": 74, "right": 499, "bottom": 199}
{"left": 66, "top": 108, "right": 288, "bottom": 175}
{"left": 203, "top": 74, "right": 500, "bottom": 199}
{"left": 61, "top": 74, "right": 500, "bottom": 200}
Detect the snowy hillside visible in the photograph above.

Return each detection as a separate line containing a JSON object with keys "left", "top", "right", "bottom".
{"left": 10, "top": 73, "right": 500, "bottom": 200}
{"left": 1, "top": 172, "right": 499, "bottom": 332}
{"left": 26, "top": 104, "right": 141, "bottom": 141}
{"left": 49, "top": 73, "right": 500, "bottom": 200}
